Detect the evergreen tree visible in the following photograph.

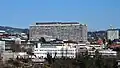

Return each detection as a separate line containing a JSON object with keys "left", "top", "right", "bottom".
{"left": 40, "top": 37, "right": 46, "bottom": 43}
{"left": 46, "top": 52, "right": 53, "bottom": 64}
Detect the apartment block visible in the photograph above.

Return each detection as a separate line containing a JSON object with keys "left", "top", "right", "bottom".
{"left": 29, "top": 22, "right": 87, "bottom": 42}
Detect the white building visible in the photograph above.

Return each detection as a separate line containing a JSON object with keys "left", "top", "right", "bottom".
{"left": 0, "top": 30, "right": 5, "bottom": 35}
{"left": 107, "top": 29, "right": 119, "bottom": 40}
{"left": 99, "top": 49, "right": 117, "bottom": 56}
{"left": 33, "top": 43, "right": 76, "bottom": 58}
{"left": 0, "top": 41, "right": 5, "bottom": 53}
{"left": 88, "top": 49, "right": 117, "bottom": 57}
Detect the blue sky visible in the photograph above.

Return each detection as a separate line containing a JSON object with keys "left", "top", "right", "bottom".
{"left": 0, "top": 0, "right": 120, "bottom": 31}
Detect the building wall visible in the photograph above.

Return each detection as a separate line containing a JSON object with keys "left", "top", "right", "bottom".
{"left": 4, "top": 40, "right": 15, "bottom": 52}
{"left": 29, "top": 22, "right": 87, "bottom": 42}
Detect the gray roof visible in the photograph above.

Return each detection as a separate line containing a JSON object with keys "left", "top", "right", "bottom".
{"left": 36, "top": 22, "right": 79, "bottom": 25}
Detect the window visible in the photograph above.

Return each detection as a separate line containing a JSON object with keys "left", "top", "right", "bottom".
{"left": 36, "top": 44, "right": 38, "bottom": 48}
{"left": 35, "top": 50, "right": 38, "bottom": 51}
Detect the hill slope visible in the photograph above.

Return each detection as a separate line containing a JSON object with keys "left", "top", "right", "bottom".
{"left": 0, "top": 26, "right": 29, "bottom": 34}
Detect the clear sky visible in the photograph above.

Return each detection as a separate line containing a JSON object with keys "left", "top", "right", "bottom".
{"left": 0, "top": 0, "right": 120, "bottom": 31}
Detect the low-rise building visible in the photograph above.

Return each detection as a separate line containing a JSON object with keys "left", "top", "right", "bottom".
{"left": 88, "top": 49, "right": 117, "bottom": 58}
{"left": 0, "top": 41, "right": 5, "bottom": 53}
{"left": 34, "top": 42, "right": 76, "bottom": 58}
{"left": 0, "top": 30, "right": 5, "bottom": 35}
{"left": 1, "top": 38, "right": 31, "bottom": 52}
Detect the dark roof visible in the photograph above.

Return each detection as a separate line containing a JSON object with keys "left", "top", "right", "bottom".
{"left": 36, "top": 22, "right": 79, "bottom": 25}
{"left": 113, "top": 39, "right": 120, "bottom": 42}
{"left": 63, "top": 40, "right": 78, "bottom": 43}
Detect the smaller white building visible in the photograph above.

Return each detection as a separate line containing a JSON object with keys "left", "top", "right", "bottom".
{"left": 99, "top": 49, "right": 117, "bottom": 56}
{"left": 0, "top": 41, "right": 5, "bottom": 53}
{"left": 88, "top": 49, "right": 117, "bottom": 56}
{"left": 33, "top": 43, "right": 76, "bottom": 58}
{"left": 107, "top": 29, "right": 119, "bottom": 40}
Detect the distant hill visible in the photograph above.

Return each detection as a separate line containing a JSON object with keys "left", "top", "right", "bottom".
{"left": 87, "top": 30, "right": 107, "bottom": 40}
{"left": 0, "top": 26, "right": 29, "bottom": 34}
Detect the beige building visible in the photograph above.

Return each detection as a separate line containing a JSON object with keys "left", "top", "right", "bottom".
{"left": 107, "top": 29, "right": 119, "bottom": 40}
{"left": 29, "top": 22, "right": 87, "bottom": 42}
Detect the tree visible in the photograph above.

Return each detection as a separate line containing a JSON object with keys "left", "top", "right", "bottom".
{"left": 65, "top": 48, "right": 68, "bottom": 57}
{"left": 103, "top": 38, "right": 106, "bottom": 45}
{"left": 12, "top": 44, "right": 21, "bottom": 52}
{"left": 54, "top": 52, "right": 57, "bottom": 59}
{"left": 113, "top": 61, "right": 118, "bottom": 68}
{"left": 46, "top": 52, "right": 53, "bottom": 64}
{"left": 40, "top": 37, "right": 46, "bottom": 43}
{"left": 107, "top": 39, "right": 112, "bottom": 46}
{"left": 21, "top": 47, "right": 26, "bottom": 52}
{"left": 26, "top": 48, "right": 34, "bottom": 59}
{"left": 53, "top": 52, "right": 57, "bottom": 63}
{"left": 94, "top": 50, "right": 103, "bottom": 68}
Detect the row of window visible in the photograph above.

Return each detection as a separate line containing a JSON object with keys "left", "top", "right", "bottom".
{"left": 35, "top": 50, "right": 75, "bottom": 51}
{"left": 35, "top": 53, "right": 75, "bottom": 55}
{"left": 36, "top": 56, "right": 75, "bottom": 58}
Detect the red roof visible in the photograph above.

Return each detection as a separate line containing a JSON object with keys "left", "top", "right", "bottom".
{"left": 110, "top": 44, "right": 120, "bottom": 48}
{"left": 97, "top": 40, "right": 103, "bottom": 45}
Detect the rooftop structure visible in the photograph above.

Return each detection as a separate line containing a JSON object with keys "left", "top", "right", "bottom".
{"left": 35, "top": 22, "right": 80, "bottom": 25}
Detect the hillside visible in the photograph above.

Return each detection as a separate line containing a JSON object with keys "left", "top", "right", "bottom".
{"left": 0, "top": 26, "right": 29, "bottom": 34}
